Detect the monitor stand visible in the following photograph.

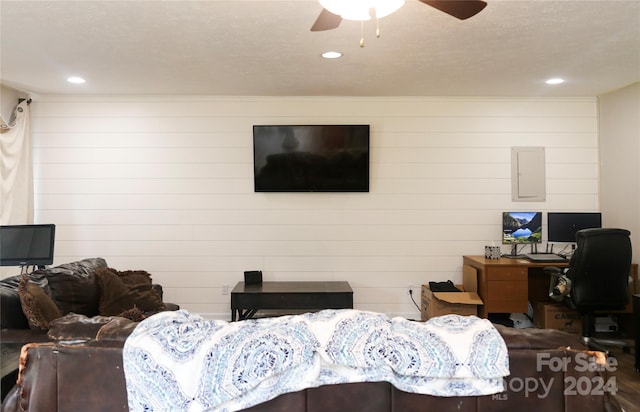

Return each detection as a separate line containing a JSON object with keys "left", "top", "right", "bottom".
{"left": 502, "top": 244, "right": 526, "bottom": 259}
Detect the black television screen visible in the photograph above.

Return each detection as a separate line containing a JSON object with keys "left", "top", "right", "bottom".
{"left": 0, "top": 224, "right": 56, "bottom": 267}
{"left": 547, "top": 212, "right": 602, "bottom": 242}
{"left": 253, "top": 125, "right": 370, "bottom": 192}
{"left": 502, "top": 212, "right": 542, "bottom": 244}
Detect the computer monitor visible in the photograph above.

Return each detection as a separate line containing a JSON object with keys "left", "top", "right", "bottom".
{"left": 0, "top": 224, "right": 56, "bottom": 267}
{"left": 547, "top": 212, "right": 602, "bottom": 243}
{"left": 502, "top": 212, "right": 542, "bottom": 257}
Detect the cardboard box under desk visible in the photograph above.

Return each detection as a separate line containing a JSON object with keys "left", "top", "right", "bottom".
{"left": 533, "top": 301, "right": 582, "bottom": 335}
{"left": 421, "top": 284, "right": 483, "bottom": 321}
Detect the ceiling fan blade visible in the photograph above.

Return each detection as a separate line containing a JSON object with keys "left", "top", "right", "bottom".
{"left": 419, "top": 0, "right": 487, "bottom": 20}
{"left": 310, "top": 8, "right": 342, "bottom": 31}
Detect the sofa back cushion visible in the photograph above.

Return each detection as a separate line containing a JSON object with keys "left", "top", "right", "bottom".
{"left": 28, "top": 257, "right": 107, "bottom": 317}
{"left": 1, "top": 272, "right": 52, "bottom": 329}
{"left": 0, "top": 276, "right": 30, "bottom": 329}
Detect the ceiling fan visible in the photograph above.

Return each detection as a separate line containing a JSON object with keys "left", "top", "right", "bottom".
{"left": 311, "top": 0, "right": 488, "bottom": 31}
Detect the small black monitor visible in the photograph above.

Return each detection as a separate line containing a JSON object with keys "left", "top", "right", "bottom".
{"left": 547, "top": 212, "right": 602, "bottom": 243}
{"left": 0, "top": 224, "right": 56, "bottom": 267}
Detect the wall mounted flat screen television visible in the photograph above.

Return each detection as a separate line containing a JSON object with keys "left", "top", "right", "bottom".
{"left": 0, "top": 224, "right": 56, "bottom": 267}
{"left": 253, "top": 125, "right": 370, "bottom": 192}
{"left": 547, "top": 212, "right": 602, "bottom": 242}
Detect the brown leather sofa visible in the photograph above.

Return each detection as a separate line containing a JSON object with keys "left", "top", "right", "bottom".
{"left": 1, "top": 323, "right": 622, "bottom": 412}
{"left": 0, "top": 257, "right": 177, "bottom": 400}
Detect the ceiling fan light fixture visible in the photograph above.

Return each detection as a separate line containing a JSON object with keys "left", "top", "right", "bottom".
{"left": 319, "top": 0, "right": 405, "bottom": 21}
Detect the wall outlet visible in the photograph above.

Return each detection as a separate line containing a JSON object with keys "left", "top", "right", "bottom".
{"left": 221, "top": 284, "right": 229, "bottom": 295}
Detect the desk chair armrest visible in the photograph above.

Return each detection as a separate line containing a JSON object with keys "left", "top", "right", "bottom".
{"left": 543, "top": 266, "right": 566, "bottom": 276}
{"left": 544, "top": 266, "right": 572, "bottom": 303}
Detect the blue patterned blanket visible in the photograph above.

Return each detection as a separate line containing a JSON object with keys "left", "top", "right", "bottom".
{"left": 123, "top": 309, "right": 509, "bottom": 412}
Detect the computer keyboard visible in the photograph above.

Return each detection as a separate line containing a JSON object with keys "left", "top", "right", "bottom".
{"left": 525, "top": 253, "right": 567, "bottom": 262}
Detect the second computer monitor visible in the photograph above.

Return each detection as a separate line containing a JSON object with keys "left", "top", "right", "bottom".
{"left": 547, "top": 212, "right": 602, "bottom": 243}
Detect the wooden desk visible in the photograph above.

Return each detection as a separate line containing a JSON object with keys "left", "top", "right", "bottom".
{"left": 463, "top": 255, "right": 637, "bottom": 318}
{"left": 230, "top": 281, "right": 353, "bottom": 321}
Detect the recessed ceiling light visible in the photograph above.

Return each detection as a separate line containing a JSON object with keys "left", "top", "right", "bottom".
{"left": 322, "top": 51, "right": 342, "bottom": 59}
{"left": 545, "top": 78, "right": 565, "bottom": 85}
{"left": 67, "top": 76, "right": 86, "bottom": 84}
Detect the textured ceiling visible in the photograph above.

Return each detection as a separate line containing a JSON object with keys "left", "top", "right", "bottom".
{"left": 1, "top": 0, "right": 639, "bottom": 97}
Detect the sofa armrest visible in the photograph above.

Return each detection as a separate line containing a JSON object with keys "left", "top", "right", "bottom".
{"left": 151, "top": 283, "right": 164, "bottom": 299}
{"left": 10, "top": 342, "right": 128, "bottom": 412}
{"left": 150, "top": 283, "right": 180, "bottom": 312}
{"left": 1, "top": 384, "right": 20, "bottom": 412}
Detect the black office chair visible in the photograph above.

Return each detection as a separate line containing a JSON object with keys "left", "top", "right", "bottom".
{"left": 545, "top": 228, "right": 632, "bottom": 354}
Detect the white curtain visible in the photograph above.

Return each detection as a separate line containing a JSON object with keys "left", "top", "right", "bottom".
{"left": 0, "top": 99, "right": 33, "bottom": 225}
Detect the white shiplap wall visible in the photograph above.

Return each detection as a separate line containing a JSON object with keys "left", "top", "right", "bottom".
{"left": 25, "top": 96, "right": 599, "bottom": 319}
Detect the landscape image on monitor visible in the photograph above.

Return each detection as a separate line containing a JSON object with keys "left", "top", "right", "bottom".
{"left": 502, "top": 212, "right": 542, "bottom": 244}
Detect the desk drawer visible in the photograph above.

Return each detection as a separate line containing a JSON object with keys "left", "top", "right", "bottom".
{"left": 487, "top": 280, "right": 528, "bottom": 301}
{"left": 485, "top": 280, "right": 529, "bottom": 313}
{"left": 486, "top": 266, "right": 527, "bottom": 281}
